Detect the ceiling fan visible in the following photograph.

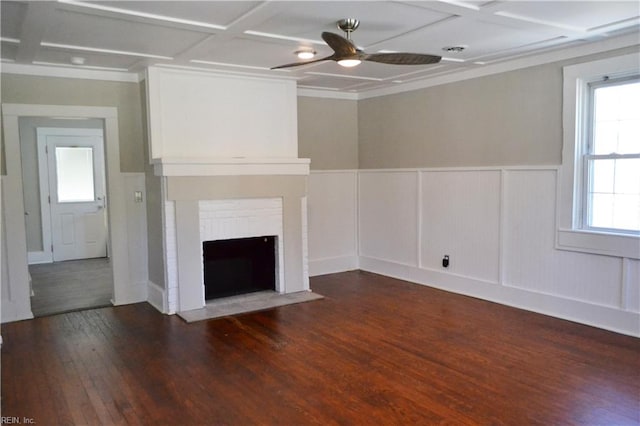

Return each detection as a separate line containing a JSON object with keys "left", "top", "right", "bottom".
{"left": 272, "top": 19, "right": 442, "bottom": 70}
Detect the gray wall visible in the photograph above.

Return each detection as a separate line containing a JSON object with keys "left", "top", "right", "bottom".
{"left": 358, "top": 46, "right": 638, "bottom": 169}
{"left": 18, "top": 117, "right": 104, "bottom": 252}
{"left": 298, "top": 96, "right": 358, "bottom": 170}
{"left": 359, "top": 65, "right": 561, "bottom": 168}
{"left": 1, "top": 74, "right": 144, "bottom": 173}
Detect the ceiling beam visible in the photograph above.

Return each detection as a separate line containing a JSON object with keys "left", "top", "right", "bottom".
{"left": 15, "top": 2, "right": 58, "bottom": 64}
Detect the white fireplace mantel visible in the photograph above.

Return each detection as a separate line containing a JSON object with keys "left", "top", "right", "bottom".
{"left": 152, "top": 157, "right": 310, "bottom": 177}
{"left": 145, "top": 67, "right": 310, "bottom": 314}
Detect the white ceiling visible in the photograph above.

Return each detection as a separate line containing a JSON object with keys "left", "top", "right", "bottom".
{"left": 2, "top": 1, "right": 639, "bottom": 94}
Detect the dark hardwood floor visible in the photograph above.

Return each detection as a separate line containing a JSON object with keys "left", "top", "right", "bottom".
{"left": 2, "top": 271, "right": 639, "bottom": 425}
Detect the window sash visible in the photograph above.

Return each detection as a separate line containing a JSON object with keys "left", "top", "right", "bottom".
{"left": 581, "top": 76, "right": 640, "bottom": 235}
{"left": 582, "top": 154, "right": 640, "bottom": 234}
{"left": 558, "top": 53, "right": 639, "bottom": 259}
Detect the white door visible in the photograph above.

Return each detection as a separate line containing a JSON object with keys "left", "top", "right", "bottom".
{"left": 40, "top": 129, "right": 107, "bottom": 262}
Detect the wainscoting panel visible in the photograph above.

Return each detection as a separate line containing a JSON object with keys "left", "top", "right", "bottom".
{"left": 319, "top": 167, "right": 639, "bottom": 336}
{"left": 503, "top": 170, "right": 623, "bottom": 308}
{"left": 625, "top": 259, "right": 640, "bottom": 312}
{"left": 359, "top": 171, "right": 418, "bottom": 267}
{"left": 308, "top": 171, "right": 358, "bottom": 276}
{"left": 420, "top": 170, "right": 501, "bottom": 284}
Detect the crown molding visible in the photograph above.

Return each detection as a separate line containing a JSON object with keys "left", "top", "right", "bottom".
{"left": 297, "top": 88, "right": 358, "bottom": 100}
{"left": 0, "top": 62, "right": 139, "bottom": 82}
{"left": 357, "top": 32, "right": 640, "bottom": 100}
{"left": 2, "top": 32, "right": 638, "bottom": 97}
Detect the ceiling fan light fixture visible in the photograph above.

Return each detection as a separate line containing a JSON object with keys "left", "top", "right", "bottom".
{"left": 295, "top": 49, "right": 316, "bottom": 60}
{"left": 337, "top": 58, "right": 361, "bottom": 67}
{"left": 271, "top": 19, "right": 442, "bottom": 70}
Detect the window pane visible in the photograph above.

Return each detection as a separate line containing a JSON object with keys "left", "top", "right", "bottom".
{"left": 614, "top": 158, "right": 640, "bottom": 195}
{"left": 591, "top": 159, "right": 614, "bottom": 193}
{"left": 593, "top": 121, "right": 618, "bottom": 155}
{"left": 587, "top": 158, "right": 640, "bottom": 232}
{"left": 589, "top": 193, "right": 614, "bottom": 229}
{"left": 593, "top": 81, "right": 640, "bottom": 155}
{"left": 618, "top": 119, "right": 640, "bottom": 154}
{"left": 612, "top": 195, "right": 640, "bottom": 231}
{"left": 55, "top": 147, "right": 95, "bottom": 203}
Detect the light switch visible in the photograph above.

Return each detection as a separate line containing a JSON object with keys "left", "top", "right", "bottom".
{"left": 134, "top": 191, "right": 143, "bottom": 203}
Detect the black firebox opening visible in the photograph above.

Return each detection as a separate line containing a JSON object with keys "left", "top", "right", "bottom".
{"left": 203, "top": 236, "right": 276, "bottom": 300}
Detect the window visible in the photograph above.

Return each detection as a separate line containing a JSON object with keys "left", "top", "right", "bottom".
{"left": 559, "top": 53, "right": 640, "bottom": 259}
{"left": 584, "top": 78, "right": 640, "bottom": 233}
{"left": 55, "top": 146, "right": 96, "bottom": 203}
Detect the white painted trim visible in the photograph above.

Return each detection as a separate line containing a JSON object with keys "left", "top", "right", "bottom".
{"left": 152, "top": 157, "right": 311, "bottom": 177}
{"left": 27, "top": 251, "right": 51, "bottom": 265}
{"left": 309, "top": 169, "right": 359, "bottom": 174}
{"left": 309, "top": 256, "right": 359, "bottom": 277}
{"left": 498, "top": 169, "right": 507, "bottom": 286}
{"left": 353, "top": 171, "right": 360, "bottom": 273}
{"left": 155, "top": 63, "right": 299, "bottom": 83}
{"left": 113, "top": 281, "right": 148, "bottom": 306}
{"left": 297, "top": 88, "right": 359, "bottom": 100}
{"left": 1, "top": 104, "right": 144, "bottom": 322}
{"left": 3, "top": 104, "right": 117, "bottom": 118}
{"left": 147, "top": 280, "right": 167, "bottom": 314}
{"left": 557, "top": 52, "right": 640, "bottom": 258}
{"left": 1, "top": 110, "right": 35, "bottom": 322}
{"left": 1, "top": 62, "right": 138, "bottom": 82}
{"left": 358, "top": 165, "right": 559, "bottom": 173}
{"left": 557, "top": 229, "right": 640, "bottom": 259}
{"left": 621, "top": 258, "right": 631, "bottom": 311}
{"left": 35, "top": 134, "right": 53, "bottom": 264}
{"left": 416, "top": 171, "right": 423, "bottom": 269}
{"left": 359, "top": 256, "right": 640, "bottom": 338}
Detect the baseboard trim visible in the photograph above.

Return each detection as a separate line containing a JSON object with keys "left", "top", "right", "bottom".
{"left": 309, "top": 255, "right": 359, "bottom": 277}
{"left": 147, "top": 280, "right": 167, "bottom": 314}
{"left": 1, "top": 302, "right": 35, "bottom": 324}
{"left": 27, "top": 251, "right": 52, "bottom": 265}
{"left": 359, "top": 256, "right": 640, "bottom": 337}
{"left": 112, "top": 281, "right": 147, "bottom": 306}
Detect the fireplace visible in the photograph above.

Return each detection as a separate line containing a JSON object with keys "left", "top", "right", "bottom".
{"left": 203, "top": 236, "right": 276, "bottom": 300}
{"left": 145, "top": 67, "right": 310, "bottom": 315}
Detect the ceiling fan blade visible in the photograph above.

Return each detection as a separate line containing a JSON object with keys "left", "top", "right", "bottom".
{"left": 271, "top": 55, "right": 335, "bottom": 70}
{"left": 364, "top": 52, "right": 442, "bottom": 65}
{"left": 321, "top": 32, "right": 358, "bottom": 57}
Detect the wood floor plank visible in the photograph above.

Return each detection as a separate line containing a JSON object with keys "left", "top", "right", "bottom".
{"left": 2, "top": 271, "right": 639, "bottom": 425}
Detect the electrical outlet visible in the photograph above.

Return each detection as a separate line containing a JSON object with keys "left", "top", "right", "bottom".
{"left": 442, "top": 255, "right": 449, "bottom": 268}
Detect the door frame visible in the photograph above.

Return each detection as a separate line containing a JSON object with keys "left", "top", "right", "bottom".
{"left": 32, "top": 127, "right": 107, "bottom": 264}
{"left": 2, "top": 104, "right": 133, "bottom": 322}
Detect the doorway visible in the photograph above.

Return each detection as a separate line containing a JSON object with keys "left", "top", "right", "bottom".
{"left": 35, "top": 127, "right": 108, "bottom": 262}
{"left": 2, "top": 104, "right": 134, "bottom": 323}
{"left": 21, "top": 123, "right": 112, "bottom": 316}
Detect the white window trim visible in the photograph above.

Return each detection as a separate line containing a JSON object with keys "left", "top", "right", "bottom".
{"left": 558, "top": 52, "right": 640, "bottom": 259}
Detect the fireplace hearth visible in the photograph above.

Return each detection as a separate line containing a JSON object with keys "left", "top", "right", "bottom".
{"left": 203, "top": 236, "right": 276, "bottom": 300}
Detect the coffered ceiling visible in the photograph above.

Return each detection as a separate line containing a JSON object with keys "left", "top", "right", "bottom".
{"left": 1, "top": 1, "right": 639, "bottom": 93}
